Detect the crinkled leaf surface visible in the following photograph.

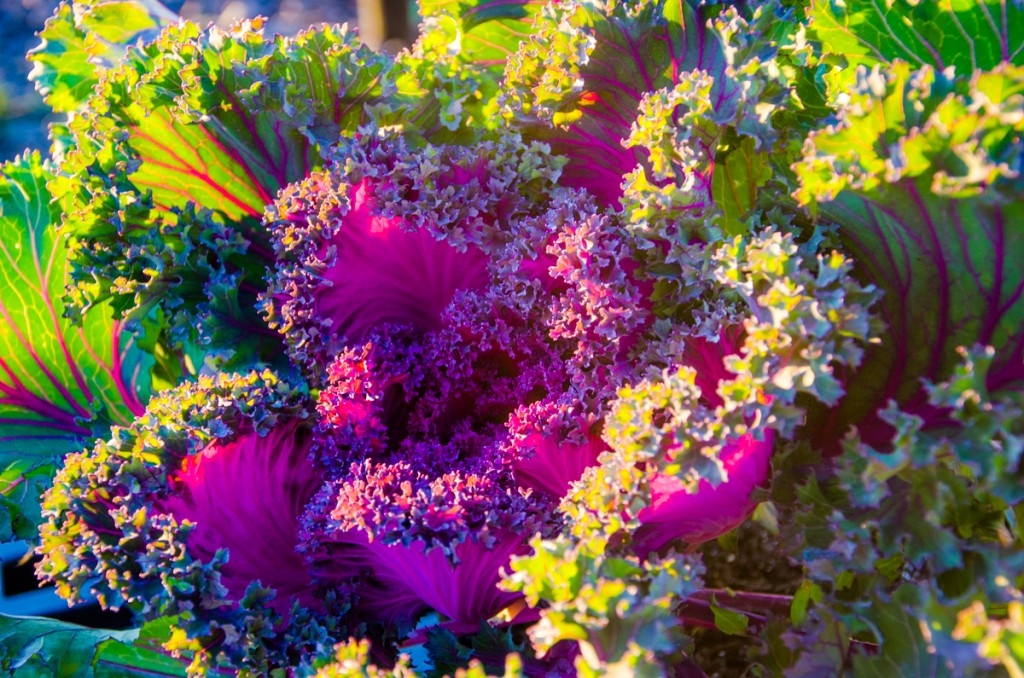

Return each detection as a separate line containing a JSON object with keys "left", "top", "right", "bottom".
{"left": 503, "top": 0, "right": 733, "bottom": 206}
{"left": 420, "top": 0, "right": 545, "bottom": 71}
{"left": 388, "top": 0, "right": 547, "bottom": 143}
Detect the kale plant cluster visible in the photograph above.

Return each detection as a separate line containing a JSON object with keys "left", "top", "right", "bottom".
{"left": 0, "top": 0, "right": 1021, "bottom": 676}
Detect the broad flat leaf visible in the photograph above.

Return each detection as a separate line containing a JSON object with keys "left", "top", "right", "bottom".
{"left": 74, "top": 21, "right": 389, "bottom": 225}
{"left": 808, "top": 0, "right": 1024, "bottom": 99}
{"left": 0, "top": 615, "right": 139, "bottom": 678}
{"left": 0, "top": 152, "right": 149, "bottom": 540}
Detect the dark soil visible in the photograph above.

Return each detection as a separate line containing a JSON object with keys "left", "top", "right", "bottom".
{"left": 692, "top": 521, "right": 805, "bottom": 677}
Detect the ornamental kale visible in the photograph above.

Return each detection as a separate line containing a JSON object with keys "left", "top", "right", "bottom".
{"left": 0, "top": 0, "right": 1021, "bottom": 676}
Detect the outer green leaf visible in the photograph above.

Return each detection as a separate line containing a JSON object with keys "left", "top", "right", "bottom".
{"left": 0, "top": 152, "right": 149, "bottom": 540}
{"left": 0, "top": 152, "right": 147, "bottom": 450}
{"left": 795, "top": 63, "right": 1024, "bottom": 448}
{"left": 28, "top": 0, "right": 175, "bottom": 114}
{"left": 809, "top": 0, "right": 1024, "bottom": 73}
{"left": 0, "top": 615, "right": 139, "bottom": 678}
{"left": 807, "top": 0, "right": 1024, "bottom": 102}
{"left": 767, "top": 349, "right": 1024, "bottom": 675}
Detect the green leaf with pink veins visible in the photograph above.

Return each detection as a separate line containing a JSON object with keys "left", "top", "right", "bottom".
{"left": 0, "top": 151, "right": 150, "bottom": 541}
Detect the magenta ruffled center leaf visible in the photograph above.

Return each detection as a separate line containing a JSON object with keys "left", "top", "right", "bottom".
{"left": 301, "top": 457, "right": 555, "bottom": 628}
{"left": 302, "top": 316, "right": 570, "bottom": 627}
{"left": 511, "top": 430, "right": 606, "bottom": 499}
{"left": 633, "top": 430, "right": 775, "bottom": 556}
{"left": 362, "top": 532, "right": 528, "bottom": 629}
{"left": 160, "top": 420, "right": 324, "bottom": 613}
{"left": 307, "top": 527, "right": 527, "bottom": 628}
{"left": 317, "top": 179, "right": 490, "bottom": 342}
{"left": 504, "top": 397, "right": 607, "bottom": 498}
{"left": 264, "top": 154, "right": 503, "bottom": 376}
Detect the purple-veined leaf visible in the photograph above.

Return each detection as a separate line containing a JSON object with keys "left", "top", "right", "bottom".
{"left": 61, "top": 19, "right": 391, "bottom": 224}
{"left": 0, "top": 152, "right": 149, "bottom": 540}
{"left": 35, "top": 372, "right": 342, "bottom": 674}
{"left": 502, "top": 0, "right": 803, "bottom": 234}
{"left": 795, "top": 63, "right": 1024, "bottom": 447}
